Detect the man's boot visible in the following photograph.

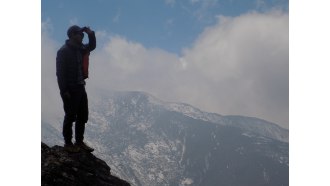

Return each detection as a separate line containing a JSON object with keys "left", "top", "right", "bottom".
{"left": 63, "top": 119, "right": 80, "bottom": 153}
{"left": 75, "top": 121, "right": 93, "bottom": 152}
{"left": 64, "top": 142, "right": 80, "bottom": 153}
{"left": 75, "top": 141, "right": 94, "bottom": 152}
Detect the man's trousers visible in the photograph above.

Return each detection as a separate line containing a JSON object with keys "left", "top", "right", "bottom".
{"left": 60, "top": 85, "right": 88, "bottom": 144}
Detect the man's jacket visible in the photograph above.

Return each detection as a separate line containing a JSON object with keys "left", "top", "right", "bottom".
{"left": 56, "top": 32, "right": 96, "bottom": 94}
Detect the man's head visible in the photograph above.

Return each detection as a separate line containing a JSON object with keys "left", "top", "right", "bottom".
{"left": 67, "top": 25, "right": 84, "bottom": 44}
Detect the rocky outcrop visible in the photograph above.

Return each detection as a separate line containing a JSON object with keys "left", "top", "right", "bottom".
{"left": 41, "top": 142, "right": 130, "bottom": 186}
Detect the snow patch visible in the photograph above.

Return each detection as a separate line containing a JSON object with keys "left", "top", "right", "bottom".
{"left": 181, "top": 178, "right": 193, "bottom": 185}
{"left": 242, "top": 132, "right": 254, "bottom": 138}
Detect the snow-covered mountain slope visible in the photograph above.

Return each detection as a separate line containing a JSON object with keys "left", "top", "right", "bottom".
{"left": 163, "top": 101, "right": 288, "bottom": 143}
{"left": 42, "top": 91, "right": 288, "bottom": 186}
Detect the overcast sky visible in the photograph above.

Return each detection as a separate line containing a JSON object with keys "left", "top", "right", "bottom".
{"left": 42, "top": 0, "right": 289, "bottom": 129}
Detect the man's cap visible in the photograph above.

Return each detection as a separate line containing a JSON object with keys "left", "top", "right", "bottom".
{"left": 67, "top": 25, "right": 83, "bottom": 38}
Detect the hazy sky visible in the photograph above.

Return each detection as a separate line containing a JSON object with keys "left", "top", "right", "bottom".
{"left": 42, "top": 0, "right": 289, "bottom": 128}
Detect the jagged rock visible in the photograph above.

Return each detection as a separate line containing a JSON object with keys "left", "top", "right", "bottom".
{"left": 41, "top": 142, "right": 131, "bottom": 186}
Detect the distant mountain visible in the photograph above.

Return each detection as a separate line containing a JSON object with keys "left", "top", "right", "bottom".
{"left": 42, "top": 91, "right": 288, "bottom": 186}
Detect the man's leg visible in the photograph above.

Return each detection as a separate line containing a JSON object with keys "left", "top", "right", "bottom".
{"left": 75, "top": 86, "right": 88, "bottom": 143}
{"left": 75, "top": 86, "right": 93, "bottom": 152}
{"left": 63, "top": 116, "right": 74, "bottom": 144}
{"left": 61, "top": 90, "right": 80, "bottom": 152}
{"left": 75, "top": 121, "right": 85, "bottom": 143}
{"left": 61, "top": 92, "right": 76, "bottom": 144}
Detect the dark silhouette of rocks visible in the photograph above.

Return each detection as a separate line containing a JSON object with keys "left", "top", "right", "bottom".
{"left": 41, "top": 142, "right": 131, "bottom": 186}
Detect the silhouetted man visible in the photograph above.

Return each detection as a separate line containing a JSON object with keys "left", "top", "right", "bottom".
{"left": 56, "top": 25, "right": 96, "bottom": 152}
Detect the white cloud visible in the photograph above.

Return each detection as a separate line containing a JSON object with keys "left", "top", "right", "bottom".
{"left": 88, "top": 35, "right": 182, "bottom": 93}
{"left": 41, "top": 28, "right": 63, "bottom": 123}
{"left": 180, "top": 10, "right": 289, "bottom": 128}
{"left": 42, "top": 10, "right": 288, "bottom": 128}
{"left": 41, "top": 18, "right": 54, "bottom": 34}
{"left": 95, "top": 30, "right": 108, "bottom": 39}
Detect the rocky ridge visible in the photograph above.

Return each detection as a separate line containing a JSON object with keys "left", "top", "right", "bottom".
{"left": 41, "top": 142, "right": 131, "bottom": 186}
